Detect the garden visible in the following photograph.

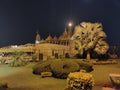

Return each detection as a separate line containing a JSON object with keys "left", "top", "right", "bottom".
{"left": 0, "top": 59, "right": 120, "bottom": 90}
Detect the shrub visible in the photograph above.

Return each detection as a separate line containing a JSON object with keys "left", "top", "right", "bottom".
{"left": 33, "top": 59, "right": 94, "bottom": 79}
{"left": 9, "top": 59, "right": 27, "bottom": 67}
{"left": 66, "top": 70, "right": 95, "bottom": 90}
{"left": 74, "top": 59, "right": 93, "bottom": 72}
{"left": 41, "top": 72, "right": 52, "bottom": 78}
{"left": 0, "top": 57, "right": 6, "bottom": 64}
{"left": 51, "top": 60, "right": 79, "bottom": 79}
{"left": 9, "top": 51, "right": 28, "bottom": 67}
{"left": 92, "top": 60, "right": 118, "bottom": 65}
{"left": 32, "top": 60, "right": 52, "bottom": 75}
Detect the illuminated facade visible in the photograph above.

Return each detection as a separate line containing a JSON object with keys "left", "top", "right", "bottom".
{"left": 34, "top": 27, "right": 77, "bottom": 60}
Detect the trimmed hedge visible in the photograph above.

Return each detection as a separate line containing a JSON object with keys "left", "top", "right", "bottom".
{"left": 32, "top": 59, "right": 93, "bottom": 79}
{"left": 32, "top": 60, "right": 52, "bottom": 75}
{"left": 74, "top": 59, "right": 93, "bottom": 72}
{"left": 51, "top": 60, "right": 79, "bottom": 79}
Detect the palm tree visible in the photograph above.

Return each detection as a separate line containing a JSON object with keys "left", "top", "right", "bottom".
{"left": 9, "top": 51, "right": 28, "bottom": 67}
{"left": 72, "top": 22, "right": 109, "bottom": 60}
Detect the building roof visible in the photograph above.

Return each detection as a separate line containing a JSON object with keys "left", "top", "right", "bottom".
{"left": 36, "top": 32, "right": 40, "bottom": 41}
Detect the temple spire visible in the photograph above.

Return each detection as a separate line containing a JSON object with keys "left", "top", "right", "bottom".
{"left": 35, "top": 31, "right": 41, "bottom": 44}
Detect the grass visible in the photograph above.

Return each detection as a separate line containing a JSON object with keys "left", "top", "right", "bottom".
{"left": 0, "top": 60, "right": 120, "bottom": 90}
{"left": 91, "top": 61, "right": 120, "bottom": 85}
{"left": 0, "top": 62, "right": 66, "bottom": 90}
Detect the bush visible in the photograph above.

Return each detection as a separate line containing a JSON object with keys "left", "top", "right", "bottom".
{"left": 0, "top": 57, "right": 6, "bottom": 64}
{"left": 92, "top": 60, "right": 118, "bottom": 65}
{"left": 51, "top": 60, "right": 79, "bottom": 79}
{"left": 74, "top": 59, "right": 93, "bottom": 72}
{"left": 9, "top": 59, "right": 27, "bottom": 67}
{"left": 66, "top": 70, "right": 95, "bottom": 90}
{"left": 33, "top": 59, "right": 94, "bottom": 79}
{"left": 33, "top": 60, "right": 52, "bottom": 75}
{"left": 9, "top": 51, "right": 28, "bottom": 67}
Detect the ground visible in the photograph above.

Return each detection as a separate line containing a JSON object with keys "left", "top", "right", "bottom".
{"left": 0, "top": 60, "right": 120, "bottom": 90}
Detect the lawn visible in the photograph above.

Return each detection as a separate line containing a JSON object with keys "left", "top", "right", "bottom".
{"left": 0, "top": 60, "right": 120, "bottom": 90}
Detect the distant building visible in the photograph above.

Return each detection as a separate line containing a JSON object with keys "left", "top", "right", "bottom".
{"left": 34, "top": 27, "right": 77, "bottom": 60}
{"left": 34, "top": 28, "right": 73, "bottom": 45}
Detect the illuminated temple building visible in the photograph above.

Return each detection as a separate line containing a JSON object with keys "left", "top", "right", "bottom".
{"left": 34, "top": 27, "right": 76, "bottom": 60}
{"left": 35, "top": 27, "right": 73, "bottom": 45}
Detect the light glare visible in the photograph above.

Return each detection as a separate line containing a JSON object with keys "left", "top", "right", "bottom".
{"left": 68, "top": 22, "right": 72, "bottom": 27}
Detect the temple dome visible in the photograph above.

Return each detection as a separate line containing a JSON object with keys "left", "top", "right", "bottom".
{"left": 46, "top": 34, "right": 52, "bottom": 41}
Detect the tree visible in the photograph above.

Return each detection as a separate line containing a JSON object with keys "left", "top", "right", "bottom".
{"left": 72, "top": 22, "right": 109, "bottom": 60}
{"left": 9, "top": 51, "right": 28, "bottom": 67}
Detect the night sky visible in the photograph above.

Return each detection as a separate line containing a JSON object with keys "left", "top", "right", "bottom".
{"left": 0, "top": 0, "right": 120, "bottom": 47}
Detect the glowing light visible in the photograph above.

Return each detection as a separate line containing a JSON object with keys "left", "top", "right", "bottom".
{"left": 68, "top": 22, "right": 72, "bottom": 27}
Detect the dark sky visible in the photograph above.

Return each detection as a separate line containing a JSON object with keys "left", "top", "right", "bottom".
{"left": 0, "top": 0, "right": 120, "bottom": 47}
